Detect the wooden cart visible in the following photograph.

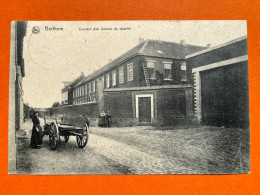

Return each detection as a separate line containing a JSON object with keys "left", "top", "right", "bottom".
{"left": 44, "top": 117, "right": 89, "bottom": 150}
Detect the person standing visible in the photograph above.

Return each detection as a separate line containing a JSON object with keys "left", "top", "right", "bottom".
{"left": 30, "top": 111, "right": 43, "bottom": 148}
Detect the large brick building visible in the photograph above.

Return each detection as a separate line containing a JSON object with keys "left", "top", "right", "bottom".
{"left": 61, "top": 39, "right": 206, "bottom": 126}
{"left": 186, "top": 36, "right": 249, "bottom": 128}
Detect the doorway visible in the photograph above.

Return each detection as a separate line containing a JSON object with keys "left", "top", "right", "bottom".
{"left": 136, "top": 94, "right": 154, "bottom": 123}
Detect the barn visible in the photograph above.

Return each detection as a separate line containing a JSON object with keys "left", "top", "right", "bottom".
{"left": 186, "top": 36, "right": 249, "bottom": 128}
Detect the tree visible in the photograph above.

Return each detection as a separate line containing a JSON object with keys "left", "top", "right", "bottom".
{"left": 52, "top": 101, "right": 60, "bottom": 107}
{"left": 23, "top": 103, "right": 30, "bottom": 119}
{"left": 155, "top": 71, "right": 164, "bottom": 85}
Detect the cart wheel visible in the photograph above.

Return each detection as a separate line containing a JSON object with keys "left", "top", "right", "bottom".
{"left": 64, "top": 135, "right": 69, "bottom": 143}
{"left": 76, "top": 124, "right": 89, "bottom": 148}
{"left": 49, "top": 122, "right": 59, "bottom": 150}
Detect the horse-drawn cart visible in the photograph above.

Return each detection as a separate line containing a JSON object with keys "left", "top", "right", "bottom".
{"left": 43, "top": 116, "right": 89, "bottom": 150}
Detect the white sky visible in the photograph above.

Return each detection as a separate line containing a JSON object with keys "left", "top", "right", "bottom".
{"left": 22, "top": 21, "right": 247, "bottom": 108}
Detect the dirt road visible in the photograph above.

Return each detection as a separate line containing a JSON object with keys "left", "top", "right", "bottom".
{"left": 16, "top": 120, "right": 250, "bottom": 175}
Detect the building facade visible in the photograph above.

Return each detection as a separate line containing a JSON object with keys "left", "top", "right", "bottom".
{"left": 61, "top": 39, "right": 206, "bottom": 126}
{"left": 61, "top": 72, "right": 85, "bottom": 105}
{"left": 9, "top": 21, "right": 27, "bottom": 173}
{"left": 186, "top": 36, "right": 249, "bottom": 128}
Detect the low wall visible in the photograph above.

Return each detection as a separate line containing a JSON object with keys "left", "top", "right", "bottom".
{"left": 104, "top": 86, "right": 194, "bottom": 127}
{"left": 53, "top": 103, "right": 98, "bottom": 126}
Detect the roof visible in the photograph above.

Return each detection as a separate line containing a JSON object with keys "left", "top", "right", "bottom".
{"left": 62, "top": 74, "right": 85, "bottom": 92}
{"left": 76, "top": 39, "right": 206, "bottom": 87}
{"left": 141, "top": 40, "right": 206, "bottom": 59}
{"left": 185, "top": 36, "right": 247, "bottom": 59}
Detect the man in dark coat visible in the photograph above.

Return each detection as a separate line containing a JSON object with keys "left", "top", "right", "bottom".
{"left": 30, "top": 111, "right": 43, "bottom": 148}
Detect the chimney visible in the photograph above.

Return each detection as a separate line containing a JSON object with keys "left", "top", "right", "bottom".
{"left": 139, "top": 38, "right": 144, "bottom": 43}
{"left": 81, "top": 72, "right": 84, "bottom": 76}
{"left": 180, "top": 39, "right": 186, "bottom": 46}
{"left": 108, "top": 59, "right": 113, "bottom": 62}
{"left": 207, "top": 44, "right": 212, "bottom": 48}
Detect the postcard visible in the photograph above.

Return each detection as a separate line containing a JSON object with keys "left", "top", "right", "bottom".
{"left": 9, "top": 21, "right": 249, "bottom": 175}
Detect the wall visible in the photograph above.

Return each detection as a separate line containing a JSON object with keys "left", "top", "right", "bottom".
{"left": 53, "top": 103, "right": 98, "bottom": 126}
{"left": 156, "top": 88, "right": 193, "bottom": 126}
{"left": 142, "top": 56, "right": 187, "bottom": 86}
{"left": 105, "top": 56, "right": 141, "bottom": 88}
{"left": 200, "top": 61, "right": 249, "bottom": 128}
{"left": 104, "top": 90, "right": 134, "bottom": 126}
{"left": 186, "top": 39, "right": 248, "bottom": 86}
{"left": 103, "top": 86, "right": 193, "bottom": 126}
{"left": 9, "top": 22, "right": 16, "bottom": 174}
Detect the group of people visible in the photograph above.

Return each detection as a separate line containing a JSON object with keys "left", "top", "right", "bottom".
{"left": 30, "top": 112, "right": 43, "bottom": 149}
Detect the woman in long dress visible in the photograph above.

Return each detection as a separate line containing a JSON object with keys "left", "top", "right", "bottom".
{"left": 30, "top": 112, "right": 43, "bottom": 148}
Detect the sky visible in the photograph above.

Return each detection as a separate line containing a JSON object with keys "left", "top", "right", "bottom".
{"left": 21, "top": 21, "right": 247, "bottom": 108}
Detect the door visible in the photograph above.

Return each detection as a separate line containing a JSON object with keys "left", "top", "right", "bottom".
{"left": 138, "top": 97, "right": 151, "bottom": 123}
{"left": 201, "top": 67, "right": 225, "bottom": 126}
{"left": 200, "top": 61, "right": 249, "bottom": 128}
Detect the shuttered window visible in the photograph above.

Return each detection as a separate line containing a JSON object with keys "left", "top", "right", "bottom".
{"left": 112, "top": 71, "right": 116, "bottom": 86}
{"left": 127, "top": 63, "right": 133, "bottom": 81}
{"left": 119, "top": 67, "right": 124, "bottom": 84}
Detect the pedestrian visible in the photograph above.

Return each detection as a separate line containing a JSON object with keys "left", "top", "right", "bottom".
{"left": 30, "top": 111, "right": 43, "bottom": 149}
{"left": 100, "top": 110, "right": 106, "bottom": 127}
{"left": 61, "top": 113, "right": 65, "bottom": 123}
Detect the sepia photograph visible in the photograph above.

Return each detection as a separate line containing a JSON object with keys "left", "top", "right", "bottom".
{"left": 9, "top": 20, "right": 250, "bottom": 175}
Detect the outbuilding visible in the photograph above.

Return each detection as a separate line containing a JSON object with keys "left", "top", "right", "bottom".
{"left": 186, "top": 36, "right": 249, "bottom": 128}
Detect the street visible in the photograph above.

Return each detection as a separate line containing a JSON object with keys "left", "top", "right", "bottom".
{"left": 16, "top": 119, "right": 250, "bottom": 175}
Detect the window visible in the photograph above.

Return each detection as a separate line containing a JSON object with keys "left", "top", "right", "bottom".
{"left": 102, "top": 76, "right": 105, "bottom": 89}
{"left": 127, "top": 63, "right": 133, "bottom": 81}
{"left": 147, "top": 61, "right": 155, "bottom": 79}
{"left": 163, "top": 62, "right": 172, "bottom": 80}
{"left": 112, "top": 71, "right": 116, "bottom": 86}
{"left": 106, "top": 74, "right": 110, "bottom": 88}
{"left": 88, "top": 82, "right": 92, "bottom": 94}
{"left": 181, "top": 61, "right": 187, "bottom": 70}
{"left": 93, "top": 81, "right": 95, "bottom": 92}
{"left": 181, "top": 61, "right": 187, "bottom": 81}
{"left": 119, "top": 67, "right": 124, "bottom": 84}
{"left": 85, "top": 84, "right": 88, "bottom": 95}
